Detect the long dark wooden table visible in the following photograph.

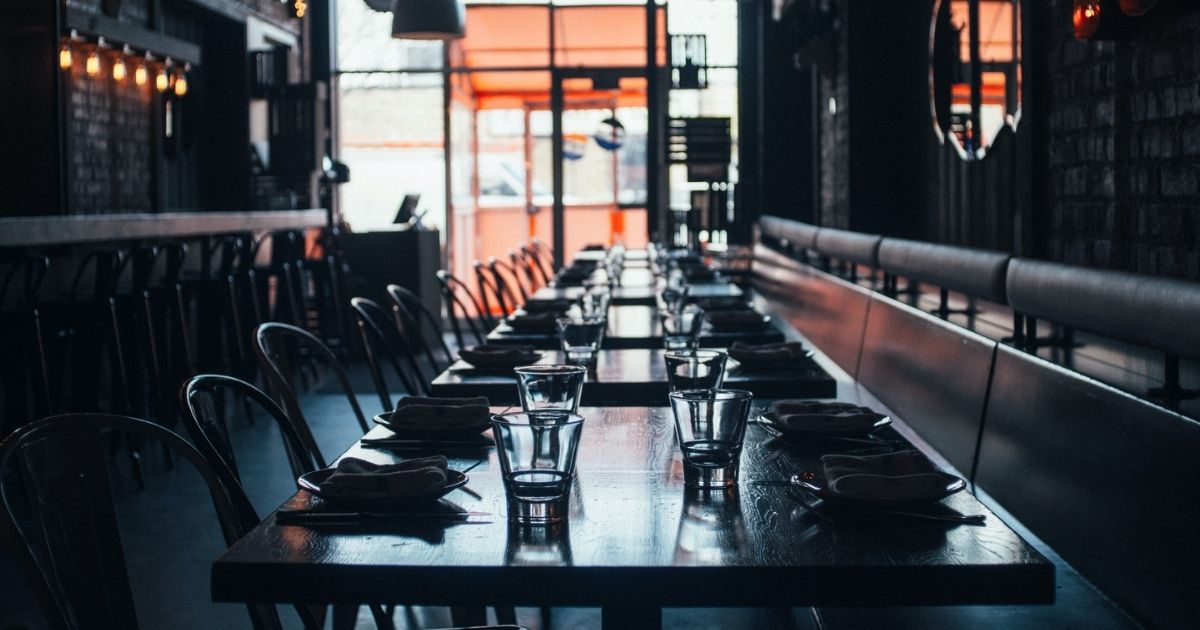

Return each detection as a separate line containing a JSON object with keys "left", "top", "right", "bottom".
{"left": 488, "top": 305, "right": 786, "bottom": 350}
{"left": 212, "top": 405, "right": 1054, "bottom": 628}
{"left": 429, "top": 348, "right": 836, "bottom": 404}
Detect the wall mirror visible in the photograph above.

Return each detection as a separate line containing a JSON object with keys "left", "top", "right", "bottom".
{"left": 930, "top": 0, "right": 1022, "bottom": 160}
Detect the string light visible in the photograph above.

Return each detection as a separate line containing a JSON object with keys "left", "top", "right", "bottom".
{"left": 156, "top": 57, "right": 172, "bottom": 93}
{"left": 135, "top": 59, "right": 149, "bottom": 86}
{"left": 112, "top": 45, "right": 131, "bottom": 82}
{"left": 294, "top": 0, "right": 307, "bottom": 18}
{"left": 59, "top": 43, "right": 73, "bottom": 71}
{"left": 174, "top": 63, "right": 189, "bottom": 97}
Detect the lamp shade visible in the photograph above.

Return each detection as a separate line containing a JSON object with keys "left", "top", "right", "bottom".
{"left": 391, "top": 0, "right": 465, "bottom": 40}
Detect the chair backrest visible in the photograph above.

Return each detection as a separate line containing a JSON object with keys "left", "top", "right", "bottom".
{"left": 530, "top": 238, "right": 557, "bottom": 272}
{"left": 387, "top": 283, "right": 454, "bottom": 370}
{"left": 1006, "top": 258, "right": 1200, "bottom": 359}
{"left": 492, "top": 255, "right": 529, "bottom": 302}
{"left": 857, "top": 294, "right": 997, "bottom": 475}
{"left": 752, "top": 243, "right": 873, "bottom": 376}
{"left": 510, "top": 248, "right": 542, "bottom": 292}
{"left": 350, "top": 297, "right": 428, "bottom": 409}
{"left": 877, "top": 238, "right": 1011, "bottom": 305}
{"left": 436, "top": 270, "right": 488, "bottom": 349}
{"left": 975, "top": 345, "right": 1200, "bottom": 628}
{"left": 521, "top": 244, "right": 553, "bottom": 288}
{"left": 473, "top": 260, "right": 511, "bottom": 318}
{"left": 254, "top": 321, "right": 370, "bottom": 433}
{"left": 0, "top": 413, "right": 279, "bottom": 630}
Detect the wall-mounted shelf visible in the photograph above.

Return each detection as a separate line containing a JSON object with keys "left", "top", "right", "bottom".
{"left": 65, "top": 8, "right": 202, "bottom": 65}
{"left": 0, "top": 209, "right": 327, "bottom": 247}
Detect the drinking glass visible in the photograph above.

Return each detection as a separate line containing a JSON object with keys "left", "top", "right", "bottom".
{"left": 556, "top": 316, "right": 606, "bottom": 363}
{"left": 668, "top": 389, "right": 753, "bottom": 488}
{"left": 580, "top": 289, "right": 611, "bottom": 318}
{"left": 514, "top": 364, "right": 587, "bottom": 412}
{"left": 660, "top": 284, "right": 690, "bottom": 314}
{"left": 661, "top": 305, "right": 704, "bottom": 351}
{"left": 664, "top": 350, "right": 728, "bottom": 392}
{"left": 492, "top": 411, "right": 585, "bottom": 525}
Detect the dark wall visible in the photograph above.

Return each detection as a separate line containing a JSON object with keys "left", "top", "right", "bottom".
{"left": 1036, "top": 0, "right": 1200, "bottom": 279}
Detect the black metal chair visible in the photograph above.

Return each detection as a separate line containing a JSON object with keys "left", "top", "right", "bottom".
{"left": 387, "top": 283, "right": 455, "bottom": 372}
{"left": 474, "top": 260, "right": 514, "bottom": 318}
{"left": 492, "top": 254, "right": 529, "bottom": 303}
{"left": 351, "top": 297, "right": 430, "bottom": 409}
{"left": 520, "top": 244, "right": 553, "bottom": 289}
{"left": 0, "top": 413, "right": 291, "bottom": 629}
{"left": 436, "top": 270, "right": 489, "bottom": 350}
{"left": 530, "top": 238, "right": 558, "bottom": 274}
{"left": 255, "top": 322, "right": 373, "bottom": 435}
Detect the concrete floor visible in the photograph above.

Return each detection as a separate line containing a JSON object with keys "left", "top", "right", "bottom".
{"left": 0, "top": 365, "right": 807, "bottom": 630}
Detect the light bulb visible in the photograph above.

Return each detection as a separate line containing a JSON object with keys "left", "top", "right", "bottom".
{"left": 112, "top": 59, "right": 127, "bottom": 82}
{"left": 135, "top": 63, "right": 148, "bottom": 86}
{"left": 86, "top": 50, "right": 101, "bottom": 77}
{"left": 174, "top": 72, "right": 188, "bottom": 97}
{"left": 156, "top": 63, "right": 171, "bottom": 93}
{"left": 59, "top": 44, "right": 72, "bottom": 71}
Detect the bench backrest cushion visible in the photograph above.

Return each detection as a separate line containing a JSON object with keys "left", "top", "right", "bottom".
{"left": 1007, "top": 258, "right": 1200, "bottom": 359}
{"left": 753, "top": 243, "right": 872, "bottom": 376}
{"left": 759, "top": 215, "right": 819, "bottom": 252}
{"left": 814, "top": 228, "right": 882, "bottom": 268}
{"left": 878, "top": 238, "right": 1011, "bottom": 305}
{"left": 976, "top": 344, "right": 1200, "bottom": 628}
{"left": 857, "top": 294, "right": 996, "bottom": 474}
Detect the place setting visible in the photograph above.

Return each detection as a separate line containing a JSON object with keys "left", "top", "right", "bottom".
{"left": 363, "top": 395, "right": 499, "bottom": 450}
{"left": 751, "top": 399, "right": 899, "bottom": 451}
{"left": 726, "top": 340, "right": 815, "bottom": 373}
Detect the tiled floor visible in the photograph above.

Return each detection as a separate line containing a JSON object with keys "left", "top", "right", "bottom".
{"left": 0, "top": 367, "right": 806, "bottom": 630}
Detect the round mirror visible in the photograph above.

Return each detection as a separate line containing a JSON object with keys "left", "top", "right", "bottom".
{"left": 929, "top": 0, "right": 1022, "bottom": 160}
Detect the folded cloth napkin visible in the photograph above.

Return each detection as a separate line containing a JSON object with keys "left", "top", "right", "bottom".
{"left": 826, "top": 473, "right": 954, "bottom": 502}
{"left": 683, "top": 267, "right": 718, "bottom": 282}
{"left": 773, "top": 400, "right": 863, "bottom": 416}
{"left": 319, "top": 456, "right": 448, "bottom": 498}
{"left": 521, "top": 298, "right": 575, "bottom": 313}
{"left": 506, "top": 311, "right": 561, "bottom": 331}
{"left": 706, "top": 310, "right": 766, "bottom": 328}
{"left": 729, "top": 341, "right": 808, "bottom": 366}
{"left": 391, "top": 396, "right": 490, "bottom": 427}
{"left": 821, "top": 450, "right": 936, "bottom": 480}
{"left": 693, "top": 296, "right": 751, "bottom": 311}
{"left": 821, "top": 450, "right": 947, "bottom": 502}
{"left": 459, "top": 344, "right": 538, "bottom": 368}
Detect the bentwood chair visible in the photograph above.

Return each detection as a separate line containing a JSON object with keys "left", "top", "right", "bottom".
{"left": 492, "top": 255, "right": 529, "bottom": 303}
{"left": 0, "top": 413, "right": 302, "bottom": 630}
{"left": 474, "top": 260, "right": 514, "bottom": 318}
{"left": 386, "top": 283, "right": 455, "bottom": 374}
{"left": 530, "top": 238, "right": 558, "bottom": 274}
{"left": 351, "top": 297, "right": 430, "bottom": 409}
{"left": 436, "top": 270, "right": 489, "bottom": 350}
{"left": 255, "top": 321, "right": 373, "bottom": 433}
{"left": 510, "top": 249, "right": 543, "bottom": 293}
{"left": 520, "top": 244, "right": 553, "bottom": 289}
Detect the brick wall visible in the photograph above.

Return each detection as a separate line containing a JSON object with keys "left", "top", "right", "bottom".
{"left": 1039, "top": 0, "right": 1200, "bottom": 279}
{"left": 816, "top": 3, "right": 849, "bottom": 230}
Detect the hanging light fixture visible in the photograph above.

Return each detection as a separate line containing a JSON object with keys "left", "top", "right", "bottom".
{"left": 112, "top": 45, "right": 131, "bottom": 82}
{"left": 391, "top": 0, "right": 465, "bottom": 40}
{"left": 86, "top": 37, "right": 108, "bottom": 77}
{"left": 174, "top": 63, "right": 189, "bottom": 97}
{"left": 156, "top": 57, "right": 172, "bottom": 93}
{"left": 135, "top": 54, "right": 150, "bottom": 86}
{"left": 59, "top": 30, "right": 81, "bottom": 71}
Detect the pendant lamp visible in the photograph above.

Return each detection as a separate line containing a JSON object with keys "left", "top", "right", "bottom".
{"left": 391, "top": 0, "right": 465, "bottom": 40}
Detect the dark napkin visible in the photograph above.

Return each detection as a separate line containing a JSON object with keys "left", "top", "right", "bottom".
{"left": 821, "top": 450, "right": 949, "bottom": 502}
{"left": 683, "top": 267, "right": 718, "bottom": 282}
{"left": 770, "top": 400, "right": 885, "bottom": 434}
{"left": 506, "top": 311, "right": 561, "bottom": 331}
{"left": 521, "top": 298, "right": 575, "bottom": 313}
{"left": 319, "top": 456, "right": 448, "bottom": 498}
{"left": 706, "top": 309, "right": 766, "bottom": 329}
{"left": 459, "top": 344, "right": 539, "bottom": 369}
{"left": 729, "top": 341, "right": 809, "bottom": 366}
{"left": 391, "top": 396, "right": 491, "bottom": 428}
{"left": 693, "top": 296, "right": 752, "bottom": 311}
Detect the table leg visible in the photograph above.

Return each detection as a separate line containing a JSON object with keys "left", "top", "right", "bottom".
{"left": 602, "top": 604, "right": 661, "bottom": 630}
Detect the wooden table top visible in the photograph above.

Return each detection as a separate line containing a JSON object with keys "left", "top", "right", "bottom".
{"left": 487, "top": 305, "right": 786, "bottom": 350}
{"left": 212, "top": 405, "right": 1053, "bottom": 611}
{"left": 429, "top": 348, "right": 837, "bottom": 405}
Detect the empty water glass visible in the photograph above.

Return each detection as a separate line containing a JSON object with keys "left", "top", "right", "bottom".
{"left": 557, "top": 316, "right": 606, "bottom": 363}
{"left": 580, "top": 289, "right": 610, "bottom": 318}
{"left": 661, "top": 305, "right": 704, "bottom": 351}
{"left": 514, "top": 364, "right": 587, "bottom": 412}
{"left": 669, "top": 389, "right": 753, "bottom": 489}
{"left": 492, "top": 411, "right": 585, "bottom": 525}
{"left": 664, "top": 350, "right": 728, "bottom": 392}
